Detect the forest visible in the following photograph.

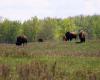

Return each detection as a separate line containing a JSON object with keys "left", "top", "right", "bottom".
{"left": 0, "top": 15, "right": 100, "bottom": 43}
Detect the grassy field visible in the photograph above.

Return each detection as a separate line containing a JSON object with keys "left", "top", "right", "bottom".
{"left": 0, "top": 40, "right": 100, "bottom": 80}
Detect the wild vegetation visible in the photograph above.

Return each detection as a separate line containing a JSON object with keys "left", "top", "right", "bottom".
{"left": 0, "top": 40, "right": 100, "bottom": 80}
{"left": 0, "top": 15, "right": 100, "bottom": 79}
{"left": 0, "top": 15, "right": 100, "bottom": 43}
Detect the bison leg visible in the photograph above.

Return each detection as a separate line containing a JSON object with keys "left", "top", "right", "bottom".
{"left": 16, "top": 42, "right": 22, "bottom": 46}
{"left": 80, "top": 38, "right": 85, "bottom": 43}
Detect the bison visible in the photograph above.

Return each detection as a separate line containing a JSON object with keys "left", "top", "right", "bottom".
{"left": 38, "top": 38, "right": 43, "bottom": 42}
{"left": 79, "top": 30, "right": 86, "bottom": 43}
{"left": 16, "top": 35, "right": 27, "bottom": 46}
{"left": 65, "top": 32, "right": 77, "bottom": 41}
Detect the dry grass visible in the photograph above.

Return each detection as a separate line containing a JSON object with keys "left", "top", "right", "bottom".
{"left": 0, "top": 64, "right": 11, "bottom": 80}
{"left": 0, "top": 40, "right": 99, "bottom": 57}
{"left": 0, "top": 40, "right": 99, "bottom": 80}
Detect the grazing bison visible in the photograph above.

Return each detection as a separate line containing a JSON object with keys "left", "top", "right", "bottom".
{"left": 79, "top": 30, "right": 86, "bottom": 43}
{"left": 65, "top": 32, "right": 77, "bottom": 41}
{"left": 38, "top": 38, "right": 43, "bottom": 42}
{"left": 16, "top": 35, "right": 27, "bottom": 46}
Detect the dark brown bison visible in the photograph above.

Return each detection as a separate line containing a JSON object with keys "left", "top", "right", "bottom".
{"left": 79, "top": 30, "right": 86, "bottom": 43}
{"left": 38, "top": 38, "right": 43, "bottom": 42}
{"left": 65, "top": 32, "right": 77, "bottom": 41}
{"left": 16, "top": 35, "right": 27, "bottom": 46}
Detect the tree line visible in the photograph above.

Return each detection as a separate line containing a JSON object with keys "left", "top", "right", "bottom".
{"left": 0, "top": 15, "right": 100, "bottom": 43}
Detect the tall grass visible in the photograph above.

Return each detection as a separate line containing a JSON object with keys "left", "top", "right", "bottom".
{"left": 0, "top": 40, "right": 99, "bottom": 57}
{"left": 0, "top": 40, "right": 99, "bottom": 80}
{"left": 0, "top": 64, "right": 11, "bottom": 80}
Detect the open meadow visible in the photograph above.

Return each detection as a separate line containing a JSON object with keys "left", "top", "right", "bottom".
{"left": 0, "top": 40, "right": 100, "bottom": 80}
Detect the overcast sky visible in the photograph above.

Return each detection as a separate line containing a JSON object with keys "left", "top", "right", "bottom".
{"left": 0, "top": 0, "right": 100, "bottom": 21}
